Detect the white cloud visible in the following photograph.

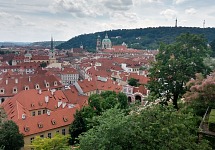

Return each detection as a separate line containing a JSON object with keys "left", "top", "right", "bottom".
{"left": 160, "top": 9, "right": 177, "bottom": 19}
{"left": 185, "top": 8, "right": 197, "bottom": 15}
{"left": 174, "top": 0, "right": 187, "bottom": 4}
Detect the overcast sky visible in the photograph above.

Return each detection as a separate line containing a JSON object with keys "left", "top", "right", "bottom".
{"left": 0, "top": 0, "right": 214, "bottom": 42}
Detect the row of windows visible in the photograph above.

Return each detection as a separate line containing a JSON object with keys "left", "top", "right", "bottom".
{"left": 32, "top": 109, "right": 47, "bottom": 116}
{"left": 30, "top": 129, "right": 66, "bottom": 143}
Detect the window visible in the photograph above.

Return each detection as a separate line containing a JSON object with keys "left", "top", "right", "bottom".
{"left": 30, "top": 137, "right": 34, "bottom": 143}
{"left": 62, "top": 129, "right": 66, "bottom": 135}
{"left": 38, "top": 111, "right": 41, "bottom": 115}
{"left": 56, "top": 130, "right": 59, "bottom": 133}
{"left": 13, "top": 87, "right": 17, "bottom": 93}
{"left": 40, "top": 135, "right": 44, "bottom": 138}
{"left": 32, "top": 111, "right": 35, "bottom": 116}
{"left": 43, "top": 109, "right": 46, "bottom": 114}
{"left": 48, "top": 133, "right": 51, "bottom": 138}
{"left": 0, "top": 89, "right": 4, "bottom": 94}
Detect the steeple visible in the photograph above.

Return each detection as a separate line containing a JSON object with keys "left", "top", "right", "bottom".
{"left": 51, "top": 36, "right": 54, "bottom": 51}
{"left": 175, "top": 18, "right": 177, "bottom": 27}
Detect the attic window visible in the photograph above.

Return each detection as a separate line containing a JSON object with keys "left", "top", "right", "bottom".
{"left": 13, "top": 87, "right": 17, "bottom": 93}
{"left": 31, "top": 103, "right": 34, "bottom": 107}
{"left": 54, "top": 81, "right": 58, "bottom": 86}
{"left": 51, "top": 119, "right": 56, "bottom": 125}
{"left": 0, "top": 89, "right": 4, "bottom": 94}
{"left": 46, "top": 82, "right": 50, "bottom": 88}
{"left": 63, "top": 116, "right": 68, "bottom": 122}
{"left": 24, "top": 126, "right": 30, "bottom": 132}
{"left": 35, "top": 84, "right": 40, "bottom": 90}
{"left": 38, "top": 122, "right": 43, "bottom": 128}
{"left": 25, "top": 86, "right": 29, "bottom": 90}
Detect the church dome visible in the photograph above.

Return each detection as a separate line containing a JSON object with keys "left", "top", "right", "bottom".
{"left": 102, "top": 33, "right": 112, "bottom": 49}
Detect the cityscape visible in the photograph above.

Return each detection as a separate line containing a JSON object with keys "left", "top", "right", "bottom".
{"left": 0, "top": 0, "right": 215, "bottom": 150}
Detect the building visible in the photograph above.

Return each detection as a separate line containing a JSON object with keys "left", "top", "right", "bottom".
{"left": 0, "top": 73, "right": 63, "bottom": 103}
{"left": 102, "top": 33, "right": 112, "bottom": 49}
{"left": 60, "top": 68, "right": 79, "bottom": 85}
{"left": 49, "top": 37, "right": 57, "bottom": 64}
{"left": 0, "top": 89, "right": 88, "bottom": 150}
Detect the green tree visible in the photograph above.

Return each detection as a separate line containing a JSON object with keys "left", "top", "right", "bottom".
{"left": 210, "top": 38, "right": 215, "bottom": 57}
{"left": 40, "top": 62, "right": 47, "bottom": 68}
{"left": 31, "top": 134, "right": 70, "bottom": 150}
{"left": 79, "top": 106, "right": 211, "bottom": 150}
{"left": 0, "top": 120, "right": 24, "bottom": 150}
{"left": 148, "top": 33, "right": 211, "bottom": 109}
{"left": 128, "top": 78, "right": 139, "bottom": 87}
{"left": 117, "top": 92, "right": 128, "bottom": 109}
{"left": 69, "top": 91, "right": 129, "bottom": 145}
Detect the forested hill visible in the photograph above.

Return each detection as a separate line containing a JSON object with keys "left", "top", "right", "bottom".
{"left": 56, "top": 27, "right": 215, "bottom": 51}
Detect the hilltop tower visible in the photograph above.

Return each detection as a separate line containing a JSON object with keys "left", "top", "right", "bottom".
{"left": 175, "top": 18, "right": 177, "bottom": 27}
{"left": 96, "top": 35, "right": 101, "bottom": 51}
{"left": 49, "top": 36, "right": 57, "bottom": 64}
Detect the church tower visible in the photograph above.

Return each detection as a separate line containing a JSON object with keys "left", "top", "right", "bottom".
{"left": 96, "top": 35, "right": 101, "bottom": 51}
{"left": 102, "top": 33, "right": 112, "bottom": 49}
{"left": 49, "top": 37, "right": 57, "bottom": 64}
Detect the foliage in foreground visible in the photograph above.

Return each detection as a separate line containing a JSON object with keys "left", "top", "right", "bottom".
{"left": 30, "top": 134, "right": 70, "bottom": 150}
{"left": 148, "top": 33, "right": 211, "bottom": 109}
{"left": 69, "top": 91, "right": 128, "bottom": 145}
{"left": 0, "top": 120, "right": 24, "bottom": 150}
{"left": 78, "top": 106, "right": 211, "bottom": 150}
{"left": 184, "top": 72, "right": 215, "bottom": 116}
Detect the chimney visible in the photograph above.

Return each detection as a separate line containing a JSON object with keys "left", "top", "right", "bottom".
{"left": 15, "top": 78, "right": 18, "bottom": 84}
{"left": 47, "top": 110, "right": 51, "bottom": 116}
{"left": 45, "top": 96, "right": 49, "bottom": 103}
{"left": 62, "top": 102, "right": 66, "bottom": 108}
{"left": 58, "top": 101, "right": 62, "bottom": 108}
{"left": 38, "top": 89, "right": 42, "bottom": 94}
{"left": 5, "top": 79, "right": 8, "bottom": 85}
{"left": 22, "top": 114, "right": 26, "bottom": 120}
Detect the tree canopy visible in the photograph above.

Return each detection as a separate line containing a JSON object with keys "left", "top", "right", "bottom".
{"left": 0, "top": 120, "right": 24, "bottom": 150}
{"left": 69, "top": 91, "right": 128, "bottom": 145}
{"left": 148, "top": 33, "right": 211, "bottom": 109}
{"left": 78, "top": 106, "right": 211, "bottom": 150}
{"left": 31, "top": 134, "right": 70, "bottom": 150}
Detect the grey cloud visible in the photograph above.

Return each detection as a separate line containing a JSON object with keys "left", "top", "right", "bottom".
{"left": 103, "top": 0, "right": 133, "bottom": 11}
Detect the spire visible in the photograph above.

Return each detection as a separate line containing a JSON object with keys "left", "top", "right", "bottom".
{"left": 51, "top": 36, "right": 54, "bottom": 51}
{"left": 105, "top": 33, "right": 108, "bottom": 39}
{"left": 175, "top": 18, "right": 177, "bottom": 27}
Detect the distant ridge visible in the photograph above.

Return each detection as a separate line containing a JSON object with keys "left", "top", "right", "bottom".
{"left": 56, "top": 27, "right": 215, "bottom": 51}
{"left": 29, "top": 41, "right": 65, "bottom": 48}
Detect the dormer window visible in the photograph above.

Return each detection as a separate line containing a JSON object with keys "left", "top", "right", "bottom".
{"left": 35, "top": 84, "right": 40, "bottom": 90}
{"left": 13, "top": 87, "right": 17, "bottom": 94}
{"left": 51, "top": 119, "right": 56, "bottom": 125}
{"left": 46, "top": 82, "right": 50, "bottom": 88}
{"left": 24, "top": 126, "right": 30, "bottom": 132}
{"left": 38, "top": 122, "right": 43, "bottom": 128}
{"left": 54, "top": 81, "right": 58, "bottom": 86}
{"left": 0, "top": 88, "right": 4, "bottom": 94}
{"left": 24, "top": 86, "right": 29, "bottom": 90}
{"left": 63, "top": 116, "right": 68, "bottom": 122}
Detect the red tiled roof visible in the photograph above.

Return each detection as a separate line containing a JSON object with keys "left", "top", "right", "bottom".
{"left": 0, "top": 89, "right": 82, "bottom": 136}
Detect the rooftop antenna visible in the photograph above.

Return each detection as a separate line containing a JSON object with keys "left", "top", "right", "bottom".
{"left": 175, "top": 18, "right": 177, "bottom": 27}
{"left": 203, "top": 20, "right": 205, "bottom": 28}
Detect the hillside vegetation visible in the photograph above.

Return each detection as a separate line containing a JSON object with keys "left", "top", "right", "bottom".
{"left": 56, "top": 27, "right": 215, "bottom": 50}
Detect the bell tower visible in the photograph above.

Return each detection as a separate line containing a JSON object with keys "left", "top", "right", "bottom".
{"left": 96, "top": 35, "right": 101, "bottom": 51}
{"left": 49, "top": 36, "right": 57, "bottom": 64}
